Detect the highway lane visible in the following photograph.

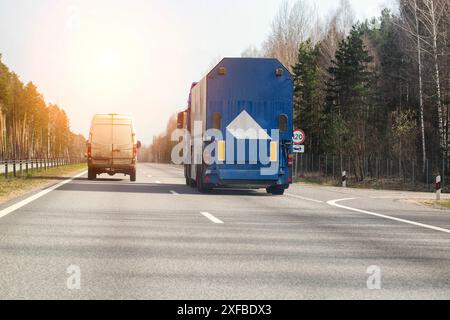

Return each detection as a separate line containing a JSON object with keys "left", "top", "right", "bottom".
{"left": 0, "top": 163, "right": 449, "bottom": 299}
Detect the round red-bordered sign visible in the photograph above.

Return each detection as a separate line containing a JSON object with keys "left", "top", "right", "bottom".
{"left": 293, "top": 129, "right": 305, "bottom": 145}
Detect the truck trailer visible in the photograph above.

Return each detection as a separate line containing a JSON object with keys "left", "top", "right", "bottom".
{"left": 177, "top": 58, "right": 293, "bottom": 195}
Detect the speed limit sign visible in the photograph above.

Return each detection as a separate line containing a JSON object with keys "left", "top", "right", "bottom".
{"left": 293, "top": 129, "right": 305, "bottom": 145}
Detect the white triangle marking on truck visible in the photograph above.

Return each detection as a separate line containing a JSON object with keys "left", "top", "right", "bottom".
{"left": 226, "top": 110, "right": 271, "bottom": 140}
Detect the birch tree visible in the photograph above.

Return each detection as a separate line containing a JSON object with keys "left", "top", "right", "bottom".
{"left": 335, "top": 0, "right": 356, "bottom": 35}
{"left": 262, "top": 0, "right": 319, "bottom": 70}
{"left": 398, "top": 0, "right": 427, "bottom": 171}
{"left": 398, "top": 0, "right": 448, "bottom": 166}
{"left": 416, "top": 0, "right": 448, "bottom": 157}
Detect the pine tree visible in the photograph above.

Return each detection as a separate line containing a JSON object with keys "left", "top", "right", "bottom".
{"left": 292, "top": 40, "right": 324, "bottom": 154}
{"left": 376, "top": 10, "right": 418, "bottom": 162}
{"left": 325, "top": 24, "right": 376, "bottom": 180}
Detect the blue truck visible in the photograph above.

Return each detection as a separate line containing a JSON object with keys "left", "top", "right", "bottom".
{"left": 177, "top": 58, "right": 293, "bottom": 195}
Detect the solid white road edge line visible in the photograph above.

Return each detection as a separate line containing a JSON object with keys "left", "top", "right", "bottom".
{"left": 285, "top": 193, "right": 324, "bottom": 203}
{"left": 0, "top": 170, "right": 88, "bottom": 220}
{"left": 327, "top": 198, "right": 450, "bottom": 234}
{"left": 200, "top": 212, "right": 224, "bottom": 224}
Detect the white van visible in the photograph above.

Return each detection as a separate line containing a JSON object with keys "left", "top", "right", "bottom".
{"left": 87, "top": 114, "right": 141, "bottom": 181}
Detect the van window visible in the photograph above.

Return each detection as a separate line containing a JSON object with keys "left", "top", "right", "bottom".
{"left": 213, "top": 112, "right": 221, "bottom": 130}
{"left": 92, "top": 125, "right": 112, "bottom": 145}
{"left": 278, "top": 114, "right": 288, "bottom": 132}
{"left": 113, "top": 125, "right": 133, "bottom": 145}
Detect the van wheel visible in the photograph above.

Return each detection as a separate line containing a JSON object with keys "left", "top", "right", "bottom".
{"left": 130, "top": 169, "right": 136, "bottom": 182}
{"left": 88, "top": 169, "right": 96, "bottom": 181}
{"left": 266, "top": 186, "right": 285, "bottom": 195}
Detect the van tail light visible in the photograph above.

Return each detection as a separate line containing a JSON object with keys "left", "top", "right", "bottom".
{"left": 133, "top": 145, "right": 137, "bottom": 158}
{"left": 288, "top": 154, "right": 293, "bottom": 167}
{"left": 87, "top": 144, "right": 92, "bottom": 158}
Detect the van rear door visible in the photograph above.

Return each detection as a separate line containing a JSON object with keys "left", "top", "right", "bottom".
{"left": 91, "top": 123, "right": 113, "bottom": 165}
{"left": 112, "top": 123, "right": 134, "bottom": 165}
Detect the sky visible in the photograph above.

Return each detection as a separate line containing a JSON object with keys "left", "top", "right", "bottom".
{"left": 0, "top": 0, "right": 394, "bottom": 144}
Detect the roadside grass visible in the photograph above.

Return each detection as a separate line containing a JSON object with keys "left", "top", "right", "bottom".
{"left": 294, "top": 176, "right": 337, "bottom": 187}
{"left": 294, "top": 173, "right": 439, "bottom": 192}
{"left": 420, "top": 200, "right": 450, "bottom": 210}
{"left": 0, "top": 163, "right": 86, "bottom": 203}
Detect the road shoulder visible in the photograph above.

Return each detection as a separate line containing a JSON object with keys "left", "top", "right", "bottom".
{"left": 416, "top": 199, "right": 450, "bottom": 211}
{"left": 0, "top": 163, "right": 87, "bottom": 205}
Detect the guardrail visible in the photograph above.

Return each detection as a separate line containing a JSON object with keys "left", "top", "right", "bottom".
{"left": 0, "top": 158, "right": 84, "bottom": 178}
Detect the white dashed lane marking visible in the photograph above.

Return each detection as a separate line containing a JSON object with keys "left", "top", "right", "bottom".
{"left": 200, "top": 212, "right": 224, "bottom": 224}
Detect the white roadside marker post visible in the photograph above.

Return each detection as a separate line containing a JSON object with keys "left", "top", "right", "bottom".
{"left": 342, "top": 171, "right": 347, "bottom": 188}
{"left": 436, "top": 175, "right": 441, "bottom": 201}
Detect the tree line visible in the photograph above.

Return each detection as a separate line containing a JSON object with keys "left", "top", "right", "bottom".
{"left": 140, "top": 114, "right": 177, "bottom": 163}
{"left": 247, "top": 0, "right": 449, "bottom": 181}
{"left": 0, "top": 55, "right": 86, "bottom": 161}
{"left": 149, "top": 0, "right": 449, "bottom": 182}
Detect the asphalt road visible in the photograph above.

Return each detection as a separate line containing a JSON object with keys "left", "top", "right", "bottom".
{"left": 0, "top": 163, "right": 449, "bottom": 299}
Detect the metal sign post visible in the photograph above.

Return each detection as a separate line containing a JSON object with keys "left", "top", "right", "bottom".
{"left": 292, "top": 129, "right": 306, "bottom": 178}
{"left": 295, "top": 152, "right": 299, "bottom": 179}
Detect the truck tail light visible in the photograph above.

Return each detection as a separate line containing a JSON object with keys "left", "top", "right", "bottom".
{"left": 218, "top": 67, "right": 226, "bottom": 75}
{"left": 270, "top": 142, "right": 278, "bottom": 162}
{"left": 87, "top": 144, "right": 92, "bottom": 158}
{"left": 288, "top": 154, "right": 293, "bottom": 167}
{"left": 218, "top": 140, "right": 225, "bottom": 162}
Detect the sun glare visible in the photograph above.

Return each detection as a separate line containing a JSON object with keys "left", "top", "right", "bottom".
{"left": 96, "top": 48, "right": 118, "bottom": 69}
{"left": 67, "top": 8, "right": 149, "bottom": 99}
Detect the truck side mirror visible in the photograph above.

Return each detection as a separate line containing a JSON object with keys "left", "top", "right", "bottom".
{"left": 137, "top": 140, "right": 142, "bottom": 149}
{"left": 177, "top": 112, "right": 184, "bottom": 129}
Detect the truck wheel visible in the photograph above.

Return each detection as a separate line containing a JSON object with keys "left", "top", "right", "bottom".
{"left": 266, "top": 186, "right": 285, "bottom": 195}
{"left": 189, "top": 178, "right": 197, "bottom": 188}
{"left": 186, "top": 177, "right": 196, "bottom": 186}
{"left": 196, "top": 171, "right": 211, "bottom": 194}
{"left": 184, "top": 166, "right": 190, "bottom": 186}
{"left": 130, "top": 169, "right": 136, "bottom": 182}
{"left": 88, "top": 169, "right": 96, "bottom": 181}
